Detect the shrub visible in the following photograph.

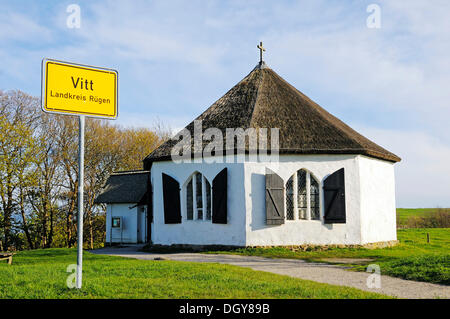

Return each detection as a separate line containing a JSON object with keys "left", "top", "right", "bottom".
{"left": 406, "top": 209, "right": 450, "bottom": 229}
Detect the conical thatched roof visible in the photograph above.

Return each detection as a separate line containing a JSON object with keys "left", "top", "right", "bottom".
{"left": 144, "top": 62, "right": 400, "bottom": 166}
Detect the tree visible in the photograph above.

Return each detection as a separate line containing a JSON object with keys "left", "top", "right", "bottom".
{"left": 29, "top": 112, "right": 65, "bottom": 248}
{"left": 84, "top": 119, "right": 122, "bottom": 249}
{"left": 0, "top": 90, "right": 39, "bottom": 250}
{"left": 56, "top": 115, "right": 79, "bottom": 248}
{"left": 0, "top": 89, "right": 170, "bottom": 250}
{"left": 118, "top": 126, "right": 165, "bottom": 171}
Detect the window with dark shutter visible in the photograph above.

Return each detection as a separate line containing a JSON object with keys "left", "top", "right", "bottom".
{"left": 212, "top": 168, "right": 227, "bottom": 224}
{"left": 162, "top": 173, "right": 181, "bottom": 224}
{"left": 323, "top": 168, "right": 346, "bottom": 224}
{"left": 265, "top": 168, "right": 285, "bottom": 225}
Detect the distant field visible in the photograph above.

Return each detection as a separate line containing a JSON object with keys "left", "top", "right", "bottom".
{"left": 0, "top": 248, "right": 388, "bottom": 299}
{"left": 397, "top": 208, "right": 440, "bottom": 223}
{"left": 207, "top": 228, "right": 450, "bottom": 285}
{"left": 397, "top": 208, "right": 449, "bottom": 229}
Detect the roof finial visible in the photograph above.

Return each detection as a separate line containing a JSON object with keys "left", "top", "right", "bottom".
{"left": 257, "top": 41, "right": 266, "bottom": 63}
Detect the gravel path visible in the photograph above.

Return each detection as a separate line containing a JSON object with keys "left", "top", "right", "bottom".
{"left": 92, "top": 245, "right": 449, "bottom": 299}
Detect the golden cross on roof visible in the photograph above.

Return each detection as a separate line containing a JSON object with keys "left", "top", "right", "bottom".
{"left": 257, "top": 41, "right": 266, "bottom": 63}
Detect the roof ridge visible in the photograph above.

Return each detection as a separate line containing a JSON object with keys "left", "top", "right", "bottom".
{"left": 248, "top": 67, "right": 266, "bottom": 128}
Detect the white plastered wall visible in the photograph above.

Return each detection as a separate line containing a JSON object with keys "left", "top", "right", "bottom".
{"left": 150, "top": 154, "right": 397, "bottom": 246}
{"left": 244, "top": 154, "right": 363, "bottom": 246}
{"left": 150, "top": 158, "right": 247, "bottom": 246}
{"left": 358, "top": 155, "right": 397, "bottom": 244}
{"left": 106, "top": 203, "right": 139, "bottom": 244}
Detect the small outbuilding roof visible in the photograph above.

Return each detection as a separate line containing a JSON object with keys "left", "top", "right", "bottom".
{"left": 95, "top": 170, "right": 150, "bottom": 204}
{"left": 144, "top": 62, "right": 400, "bottom": 165}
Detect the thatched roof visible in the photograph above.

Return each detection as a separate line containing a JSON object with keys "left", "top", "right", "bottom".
{"left": 95, "top": 170, "right": 149, "bottom": 204}
{"left": 144, "top": 62, "right": 400, "bottom": 165}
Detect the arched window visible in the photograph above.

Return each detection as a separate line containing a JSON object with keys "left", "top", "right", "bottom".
{"left": 285, "top": 169, "right": 320, "bottom": 221}
{"left": 186, "top": 172, "right": 212, "bottom": 221}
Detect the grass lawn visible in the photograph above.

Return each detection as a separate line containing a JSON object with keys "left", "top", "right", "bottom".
{"left": 0, "top": 248, "right": 389, "bottom": 299}
{"left": 207, "top": 228, "right": 450, "bottom": 285}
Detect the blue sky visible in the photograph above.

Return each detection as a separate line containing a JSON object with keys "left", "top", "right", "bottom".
{"left": 0, "top": 0, "right": 449, "bottom": 207}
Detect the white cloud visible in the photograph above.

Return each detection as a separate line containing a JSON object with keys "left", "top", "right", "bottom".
{"left": 261, "top": 0, "right": 450, "bottom": 142}
{"left": 355, "top": 125, "right": 450, "bottom": 208}
{"left": 71, "top": 1, "right": 228, "bottom": 73}
{"left": 0, "top": 11, "right": 52, "bottom": 43}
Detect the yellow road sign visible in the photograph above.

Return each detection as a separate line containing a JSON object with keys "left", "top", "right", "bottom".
{"left": 41, "top": 58, "right": 118, "bottom": 119}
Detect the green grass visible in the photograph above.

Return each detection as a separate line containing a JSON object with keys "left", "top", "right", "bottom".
{"left": 0, "top": 248, "right": 389, "bottom": 299}
{"left": 206, "top": 228, "right": 450, "bottom": 285}
{"left": 396, "top": 208, "right": 440, "bottom": 223}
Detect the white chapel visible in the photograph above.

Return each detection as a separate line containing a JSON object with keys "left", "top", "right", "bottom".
{"left": 96, "top": 49, "right": 400, "bottom": 247}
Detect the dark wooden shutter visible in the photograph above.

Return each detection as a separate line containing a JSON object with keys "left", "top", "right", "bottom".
{"left": 265, "top": 168, "right": 285, "bottom": 225}
{"left": 162, "top": 173, "right": 181, "bottom": 224}
{"left": 323, "top": 168, "right": 346, "bottom": 223}
{"left": 212, "top": 168, "right": 227, "bottom": 224}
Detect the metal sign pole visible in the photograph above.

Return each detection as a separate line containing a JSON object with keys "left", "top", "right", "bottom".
{"left": 76, "top": 115, "right": 85, "bottom": 289}
{"left": 41, "top": 58, "right": 118, "bottom": 290}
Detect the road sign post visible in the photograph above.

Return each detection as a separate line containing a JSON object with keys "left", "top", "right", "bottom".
{"left": 76, "top": 115, "right": 85, "bottom": 289}
{"left": 41, "top": 59, "right": 118, "bottom": 289}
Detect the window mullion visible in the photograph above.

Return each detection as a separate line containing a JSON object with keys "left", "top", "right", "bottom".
{"left": 306, "top": 172, "right": 311, "bottom": 220}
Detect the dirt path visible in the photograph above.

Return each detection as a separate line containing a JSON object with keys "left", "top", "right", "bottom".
{"left": 92, "top": 245, "right": 449, "bottom": 299}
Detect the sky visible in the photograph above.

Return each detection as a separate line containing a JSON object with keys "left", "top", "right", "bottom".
{"left": 0, "top": 0, "right": 449, "bottom": 208}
